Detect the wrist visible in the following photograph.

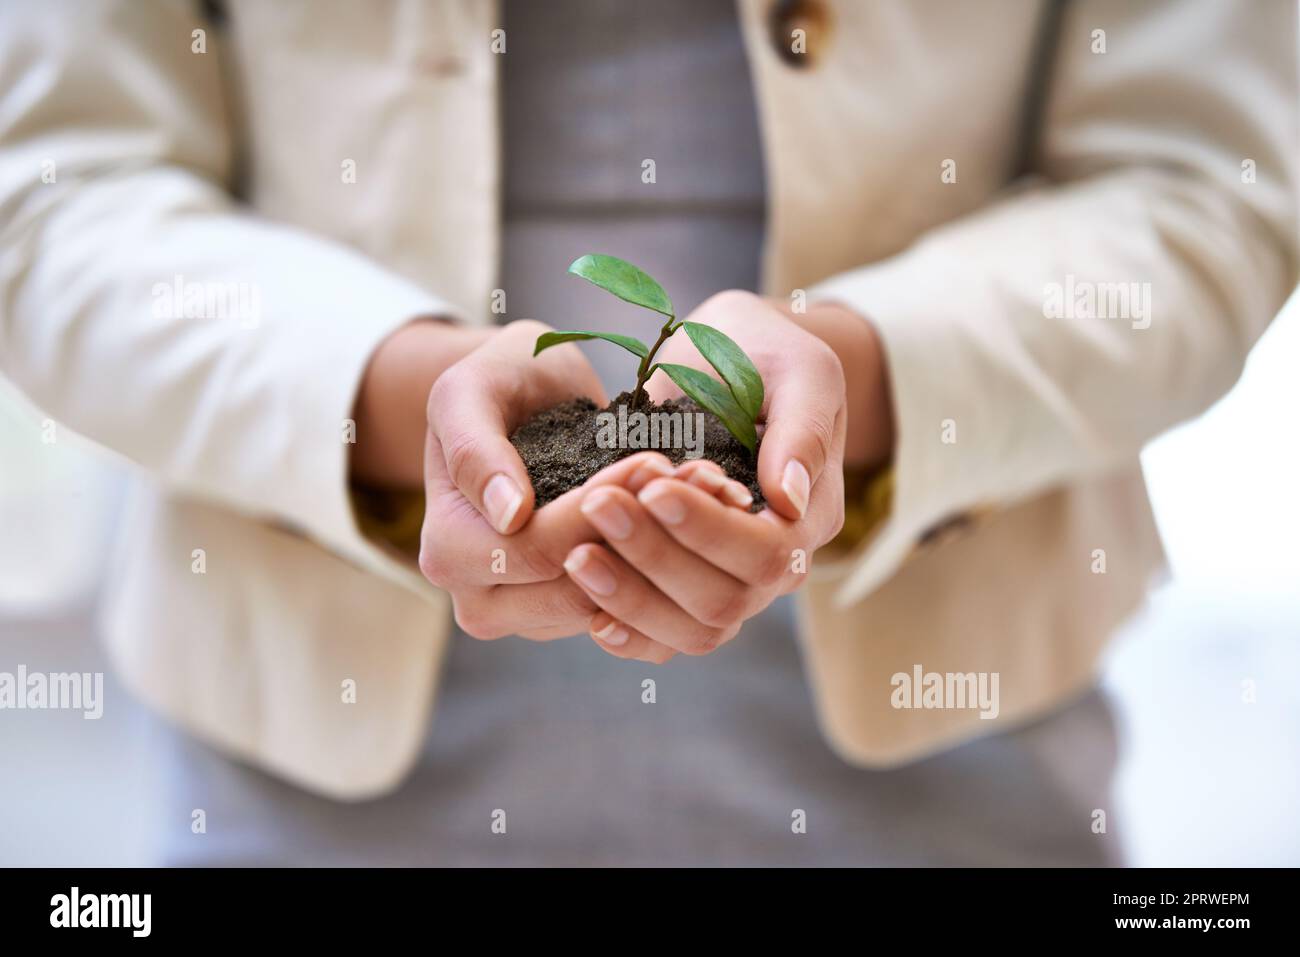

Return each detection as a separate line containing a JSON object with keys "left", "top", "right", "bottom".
{"left": 351, "top": 319, "right": 494, "bottom": 488}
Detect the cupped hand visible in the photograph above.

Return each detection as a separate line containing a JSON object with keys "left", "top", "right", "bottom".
{"left": 419, "top": 318, "right": 603, "bottom": 639}
{"left": 646, "top": 290, "right": 848, "bottom": 522}
{"left": 568, "top": 291, "right": 849, "bottom": 660}
{"left": 418, "top": 320, "right": 751, "bottom": 651}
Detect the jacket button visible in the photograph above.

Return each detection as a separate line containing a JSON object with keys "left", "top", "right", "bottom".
{"left": 768, "top": 0, "right": 832, "bottom": 67}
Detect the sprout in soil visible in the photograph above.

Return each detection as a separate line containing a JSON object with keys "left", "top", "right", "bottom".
{"left": 532, "top": 254, "right": 765, "bottom": 454}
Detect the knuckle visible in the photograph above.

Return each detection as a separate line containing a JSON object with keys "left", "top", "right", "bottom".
{"left": 805, "top": 413, "right": 836, "bottom": 469}
{"left": 794, "top": 332, "right": 844, "bottom": 385}
{"left": 827, "top": 497, "right": 846, "bottom": 541}
{"left": 441, "top": 427, "right": 485, "bottom": 490}
{"left": 509, "top": 318, "right": 552, "bottom": 339}
{"left": 754, "top": 546, "right": 792, "bottom": 588}
{"left": 452, "top": 598, "right": 501, "bottom": 641}
{"left": 682, "top": 623, "right": 727, "bottom": 656}
{"left": 513, "top": 319, "right": 576, "bottom": 365}
{"left": 701, "top": 289, "right": 760, "bottom": 314}
{"left": 555, "top": 583, "right": 598, "bottom": 621}
{"left": 515, "top": 538, "right": 563, "bottom": 581}
{"left": 426, "top": 364, "right": 465, "bottom": 423}
{"left": 809, "top": 336, "right": 843, "bottom": 376}
{"left": 631, "top": 526, "right": 671, "bottom": 571}
{"left": 418, "top": 542, "right": 449, "bottom": 588}
{"left": 697, "top": 586, "right": 747, "bottom": 630}
{"left": 615, "top": 587, "right": 651, "bottom": 628}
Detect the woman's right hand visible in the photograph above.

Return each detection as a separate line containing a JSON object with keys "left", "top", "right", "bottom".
{"left": 417, "top": 318, "right": 627, "bottom": 642}
{"left": 423, "top": 319, "right": 607, "bottom": 535}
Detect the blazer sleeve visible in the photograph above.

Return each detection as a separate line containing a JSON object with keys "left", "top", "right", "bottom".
{"left": 810, "top": 0, "right": 1299, "bottom": 605}
{"left": 0, "top": 0, "right": 462, "bottom": 581}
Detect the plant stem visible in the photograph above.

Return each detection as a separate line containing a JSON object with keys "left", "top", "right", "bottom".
{"left": 633, "top": 317, "right": 677, "bottom": 408}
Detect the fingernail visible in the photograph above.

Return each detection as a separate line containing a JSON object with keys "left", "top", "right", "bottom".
{"left": 724, "top": 482, "right": 754, "bottom": 509}
{"left": 782, "top": 460, "right": 810, "bottom": 518}
{"left": 686, "top": 468, "right": 726, "bottom": 493}
{"left": 483, "top": 473, "right": 524, "bottom": 533}
{"left": 592, "top": 620, "right": 629, "bottom": 647}
{"left": 627, "top": 457, "right": 675, "bottom": 493}
{"left": 564, "top": 549, "right": 617, "bottom": 596}
{"left": 581, "top": 491, "right": 634, "bottom": 540}
{"left": 639, "top": 484, "right": 688, "bottom": 525}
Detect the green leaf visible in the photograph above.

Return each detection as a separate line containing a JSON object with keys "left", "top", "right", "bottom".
{"left": 656, "top": 363, "right": 757, "bottom": 453}
{"left": 533, "top": 330, "right": 649, "bottom": 358}
{"left": 567, "top": 254, "right": 674, "bottom": 318}
{"left": 683, "top": 322, "right": 764, "bottom": 421}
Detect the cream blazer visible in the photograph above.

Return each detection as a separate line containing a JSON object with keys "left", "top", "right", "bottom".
{"left": 1, "top": 0, "right": 1295, "bottom": 798}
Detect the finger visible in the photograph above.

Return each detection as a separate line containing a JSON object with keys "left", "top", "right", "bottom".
{"left": 624, "top": 455, "right": 685, "bottom": 496}
{"left": 756, "top": 353, "right": 846, "bottom": 520}
{"left": 501, "top": 452, "right": 676, "bottom": 578}
{"left": 562, "top": 543, "right": 734, "bottom": 656}
{"left": 637, "top": 477, "right": 796, "bottom": 586}
{"left": 579, "top": 485, "right": 752, "bottom": 630}
{"left": 566, "top": 451, "right": 676, "bottom": 504}
{"left": 427, "top": 365, "right": 535, "bottom": 534}
{"left": 420, "top": 449, "right": 678, "bottom": 587}
{"left": 588, "top": 611, "right": 677, "bottom": 664}
{"left": 672, "top": 458, "right": 754, "bottom": 510}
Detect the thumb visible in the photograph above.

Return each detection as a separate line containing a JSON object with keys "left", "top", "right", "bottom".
{"left": 756, "top": 363, "right": 844, "bottom": 521}
{"left": 427, "top": 368, "right": 534, "bottom": 534}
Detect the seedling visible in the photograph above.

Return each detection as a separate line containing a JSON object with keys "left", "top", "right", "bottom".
{"left": 533, "top": 254, "right": 764, "bottom": 453}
